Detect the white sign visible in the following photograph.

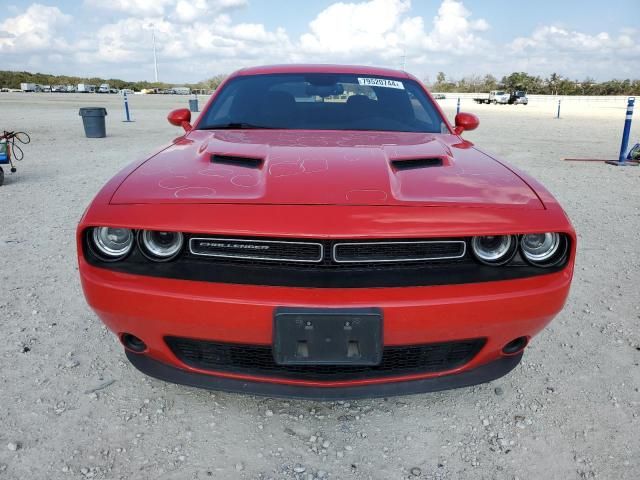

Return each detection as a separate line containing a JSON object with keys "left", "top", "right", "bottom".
{"left": 357, "top": 78, "right": 405, "bottom": 90}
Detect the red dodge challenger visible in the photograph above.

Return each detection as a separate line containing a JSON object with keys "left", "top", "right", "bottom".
{"left": 77, "top": 65, "right": 575, "bottom": 399}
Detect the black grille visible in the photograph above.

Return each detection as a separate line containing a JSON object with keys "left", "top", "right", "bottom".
{"left": 166, "top": 337, "right": 485, "bottom": 381}
{"left": 333, "top": 241, "right": 465, "bottom": 263}
{"left": 190, "top": 237, "right": 323, "bottom": 263}
{"left": 189, "top": 236, "right": 466, "bottom": 265}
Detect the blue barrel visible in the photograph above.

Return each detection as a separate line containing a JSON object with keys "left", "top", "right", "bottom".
{"left": 79, "top": 107, "right": 107, "bottom": 138}
{"left": 189, "top": 98, "right": 199, "bottom": 112}
{"left": 0, "top": 140, "right": 8, "bottom": 164}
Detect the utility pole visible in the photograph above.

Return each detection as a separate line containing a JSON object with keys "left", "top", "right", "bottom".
{"left": 151, "top": 24, "right": 159, "bottom": 82}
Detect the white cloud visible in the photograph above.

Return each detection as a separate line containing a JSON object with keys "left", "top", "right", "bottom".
{"left": 2, "top": 0, "right": 639, "bottom": 82}
{"left": 507, "top": 25, "right": 640, "bottom": 77}
{"left": 296, "top": 0, "right": 490, "bottom": 67}
{"left": 173, "top": 0, "right": 247, "bottom": 23}
{"left": 84, "top": 0, "right": 174, "bottom": 17}
{"left": 423, "top": 0, "right": 490, "bottom": 52}
{"left": 0, "top": 3, "right": 71, "bottom": 53}
{"left": 83, "top": 0, "right": 248, "bottom": 19}
{"left": 510, "top": 25, "right": 637, "bottom": 54}
{"left": 300, "top": 0, "right": 411, "bottom": 54}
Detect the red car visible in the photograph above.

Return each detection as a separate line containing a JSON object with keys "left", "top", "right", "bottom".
{"left": 77, "top": 65, "right": 575, "bottom": 399}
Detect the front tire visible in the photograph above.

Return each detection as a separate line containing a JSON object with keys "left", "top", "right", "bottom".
{"left": 0, "top": 167, "right": 4, "bottom": 186}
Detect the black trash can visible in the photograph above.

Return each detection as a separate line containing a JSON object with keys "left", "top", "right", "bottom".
{"left": 189, "top": 98, "right": 199, "bottom": 112}
{"left": 79, "top": 107, "right": 107, "bottom": 138}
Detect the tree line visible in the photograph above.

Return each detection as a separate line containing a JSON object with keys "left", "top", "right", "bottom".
{"left": 2, "top": 69, "right": 639, "bottom": 96}
{"left": 429, "top": 71, "right": 640, "bottom": 96}
{"left": 0, "top": 70, "right": 228, "bottom": 92}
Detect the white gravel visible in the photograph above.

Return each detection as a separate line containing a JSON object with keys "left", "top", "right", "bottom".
{"left": 0, "top": 92, "right": 639, "bottom": 479}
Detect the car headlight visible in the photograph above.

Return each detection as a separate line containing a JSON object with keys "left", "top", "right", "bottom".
{"left": 139, "top": 230, "right": 184, "bottom": 261}
{"left": 91, "top": 227, "right": 134, "bottom": 260}
{"left": 471, "top": 235, "right": 516, "bottom": 265}
{"left": 520, "top": 233, "right": 565, "bottom": 266}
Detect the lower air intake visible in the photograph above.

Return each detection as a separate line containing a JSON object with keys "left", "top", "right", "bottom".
{"left": 166, "top": 337, "right": 485, "bottom": 381}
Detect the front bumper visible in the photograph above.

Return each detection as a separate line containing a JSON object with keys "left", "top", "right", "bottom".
{"left": 80, "top": 257, "right": 572, "bottom": 397}
{"left": 126, "top": 348, "right": 523, "bottom": 400}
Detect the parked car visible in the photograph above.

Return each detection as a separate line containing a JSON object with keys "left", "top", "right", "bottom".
{"left": 77, "top": 64, "right": 576, "bottom": 399}
{"left": 97, "top": 83, "right": 110, "bottom": 94}
{"left": 172, "top": 86, "right": 191, "bottom": 95}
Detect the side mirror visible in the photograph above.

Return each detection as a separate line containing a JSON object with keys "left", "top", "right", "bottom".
{"left": 453, "top": 112, "right": 479, "bottom": 135}
{"left": 167, "top": 108, "right": 192, "bottom": 132}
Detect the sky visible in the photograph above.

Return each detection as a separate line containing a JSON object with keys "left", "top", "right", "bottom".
{"left": 0, "top": 0, "right": 639, "bottom": 84}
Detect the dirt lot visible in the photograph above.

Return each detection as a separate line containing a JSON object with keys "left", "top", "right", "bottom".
{"left": 0, "top": 92, "right": 638, "bottom": 480}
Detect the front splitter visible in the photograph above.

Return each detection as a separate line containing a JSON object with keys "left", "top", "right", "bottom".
{"left": 126, "top": 350, "right": 523, "bottom": 400}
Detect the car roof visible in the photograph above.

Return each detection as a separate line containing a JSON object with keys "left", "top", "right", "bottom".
{"left": 232, "top": 64, "right": 412, "bottom": 79}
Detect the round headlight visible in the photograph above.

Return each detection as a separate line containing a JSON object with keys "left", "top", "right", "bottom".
{"left": 91, "top": 227, "right": 134, "bottom": 260}
{"left": 471, "top": 235, "right": 516, "bottom": 265}
{"left": 139, "top": 230, "right": 183, "bottom": 261}
{"left": 520, "top": 233, "right": 563, "bottom": 266}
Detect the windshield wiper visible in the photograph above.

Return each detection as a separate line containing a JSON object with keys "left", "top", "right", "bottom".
{"left": 200, "top": 122, "right": 278, "bottom": 130}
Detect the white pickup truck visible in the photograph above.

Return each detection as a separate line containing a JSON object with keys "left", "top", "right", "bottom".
{"left": 489, "top": 90, "right": 510, "bottom": 104}
{"left": 473, "top": 90, "right": 528, "bottom": 105}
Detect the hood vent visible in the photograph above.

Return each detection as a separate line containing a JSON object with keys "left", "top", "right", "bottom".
{"left": 211, "top": 154, "right": 263, "bottom": 169}
{"left": 391, "top": 157, "right": 443, "bottom": 171}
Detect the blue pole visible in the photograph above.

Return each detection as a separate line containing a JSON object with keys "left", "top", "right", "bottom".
{"left": 618, "top": 97, "right": 635, "bottom": 162}
{"left": 556, "top": 99, "right": 561, "bottom": 119}
{"left": 123, "top": 91, "right": 133, "bottom": 122}
{"left": 456, "top": 97, "right": 460, "bottom": 114}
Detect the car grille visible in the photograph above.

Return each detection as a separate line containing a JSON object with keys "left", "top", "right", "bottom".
{"left": 189, "top": 236, "right": 466, "bottom": 265}
{"left": 166, "top": 337, "right": 485, "bottom": 381}
{"left": 189, "top": 237, "right": 323, "bottom": 263}
{"left": 333, "top": 240, "right": 465, "bottom": 263}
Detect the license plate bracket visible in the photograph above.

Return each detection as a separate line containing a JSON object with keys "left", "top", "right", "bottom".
{"left": 273, "top": 307, "right": 383, "bottom": 365}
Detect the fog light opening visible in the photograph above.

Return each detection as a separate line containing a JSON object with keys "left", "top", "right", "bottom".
{"left": 502, "top": 336, "right": 528, "bottom": 355}
{"left": 121, "top": 333, "right": 147, "bottom": 353}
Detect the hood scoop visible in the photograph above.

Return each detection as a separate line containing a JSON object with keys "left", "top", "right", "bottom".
{"left": 211, "top": 154, "right": 263, "bottom": 169}
{"left": 391, "top": 157, "right": 444, "bottom": 171}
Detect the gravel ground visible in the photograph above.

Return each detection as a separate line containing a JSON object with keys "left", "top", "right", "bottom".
{"left": 0, "top": 92, "right": 639, "bottom": 480}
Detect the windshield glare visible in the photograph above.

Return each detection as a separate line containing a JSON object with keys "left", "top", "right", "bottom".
{"left": 199, "top": 73, "right": 447, "bottom": 133}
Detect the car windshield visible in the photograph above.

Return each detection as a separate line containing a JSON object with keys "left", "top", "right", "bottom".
{"left": 198, "top": 73, "right": 447, "bottom": 133}
{"left": 495, "top": 91, "right": 505, "bottom": 95}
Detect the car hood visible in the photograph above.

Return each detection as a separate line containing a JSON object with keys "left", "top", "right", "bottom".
{"left": 110, "top": 130, "right": 543, "bottom": 209}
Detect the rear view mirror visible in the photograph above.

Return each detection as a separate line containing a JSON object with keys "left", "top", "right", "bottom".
{"left": 168, "top": 108, "right": 192, "bottom": 132}
{"left": 305, "top": 83, "right": 344, "bottom": 98}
